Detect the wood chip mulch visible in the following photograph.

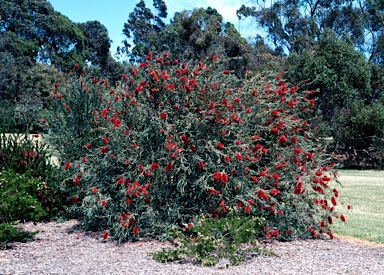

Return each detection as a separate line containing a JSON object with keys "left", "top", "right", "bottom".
{"left": 1, "top": 219, "right": 383, "bottom": 275}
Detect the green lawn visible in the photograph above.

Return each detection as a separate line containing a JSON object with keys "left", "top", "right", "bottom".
{"left": 331, "top": 169, "right": 384, "bottom": 244}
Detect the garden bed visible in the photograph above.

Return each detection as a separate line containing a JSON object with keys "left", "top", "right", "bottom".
{"left": 1, "top": 219, "right": 383, "bottom": 274}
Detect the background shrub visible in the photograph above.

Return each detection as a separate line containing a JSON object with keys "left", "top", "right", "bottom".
{"left": 0, "top": 170, "right": 47, "bottom": 223}
{"left": 46, "top": 53, "right": 347, "bottom": 243}
{"left": 0, "top": 133, "right": 67, "bottom": 220}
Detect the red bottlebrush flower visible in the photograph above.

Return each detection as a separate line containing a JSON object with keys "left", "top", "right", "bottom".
{"left": 117, "top": 177, "right": 124, "bottom": 185}
{"left": 219, "top": 199, "right": 226, "bottom": 213}
{"left": 271, "top": 110, "right": 279, "bottom": 117}
{"left": 235, "top": 140, "right": 241, "bottom": 145}
{"left": 294, "top": 147, "right": 302, "bottom": 154}
{"left": 131, "top": 68, "right": 138, "bottom": 77}
{"left": 292, "top": 136, "right": 298, "bottom": 144}
{"left": 213, "top": 172, "right": 222, "bottom": 181}
{"left": 160, "top": 112, "right": 167, "bottom": 120}
{"left": 279, "top": 135, "right": 287, "bottom": 143}
{"left": 270, "top": 127, "right": 279, "bottom": 134}
{"left": 100, "top": 146, "right": 108, "bottom": 154}
{"left": 224, "top": 155, "right": 231, "bottom": 163}
{"left": 137, "top": 164, "right": 143, "bottom": 171}
{"left": 244, "top": 205, "right": 251, "bottom": 213}
{"left": 340, "top": 215, "right": 346, "bottom": 222}
{"left": 347, "top": 205, "right": 352, "bottom": 210}
{"left": 247, "top": 199, "right": 255, "bottom": 205}
{"left": 190, "top": 144, "right": 196, "bottom": 152}
{"left": 164, "top": 162, "right": 173, "bottom": 172}
{"left": 261, "top": 147, "right": 268, "bottom": 154}
{"left": 126, "top": 198, "right": 131, "bottom": 205}
{"left": 331, "top": 196, "right": 337, "bottom": 206}
{"left": 198, "top": 161, "right": 204, "bottom": 169}
{"left": 236, "top": 201, "right": 243, "bottom": 208}
{"left": 208, "top": 188, "right": 218, "bottom": 195}
{"left": 217, "top": 142, "right": 224, "bottom": 149}
{"left": 144, "top": 171, "right": 151, "bottom": 177}
{"left": 220, "top": 131, "right": 226, "bottom": 136}
{"left": 221, "top": 173, "right": 228, "bottom": 184}
{"left": 271, "top": 173, "right": 280, "bottom": 180}
{"left": 257, "top": 189, "right": 269, "bottom": 201}
{"left": 41, "top": 119, "right": 47, "bottom": 124}
{"left": 113, "top": 118, "right": 121, "bottom": 128}
{"left": 101, "top": 200, "right": 107, "bottom": 207}
{"left": 223, "top": 70, "right": 230, "bottom": 75}
{"left": 103, "top": 232, "right": 109, "bottom": 239}
{"left": 64, "top": 162, "right": 71, "bottom": 171}
{"left": 270, "top": 188, "right": 280, "bottom": 196}
{"left": 85, "top": 143, "right": 92, "bottom": 149}
{"left": 233, "top": 97, "right": 241, "bottom": 103}
{"left": 181, "top": 134, "right": 190, "bottom": 144}
{"left": 246, "top": 108, "right": 251, "bottom": 113}
{"left": 322, "top": 176, "right": 331, "bottom": 181}
{"left": 173, "top": 59, "right": 178, "bottom": 65}
{"left": 328, "top": 216, "right": 333, "bottom": 224}
{"left": 73, "top": 176, "right": 80, "bottom": 185}
{"left": 101, "top": 108, "right": 107, "bottom": 119}
{"left": 305, "top": 151, "right": 313, "bottom": 161}
{"left": 146, "top": 52, "right": 153, "bottom": 60}
{"left": 72, "top": 195, "right": 78, "bottom": 203}
{"left": 150, "top": 162, "right": 159, "bottom": 171}
{"left": 315, "top": 170, "right": 323, "bottom": 176}
{"left": 82, "top": 157, "right": 87, "bottom": 163}
{"left": 235, "top": 153, "right": 242, "bottom": 161}
{"left": 259, "top": 170, "right": 267, "bottom": 177}
{"left": 320, "top": 220, "right": 325, "bottom": 228}
{"left": 309, "top": 99, "right": 315, "bottom": 107}
{"left": 91, "top": 187, "right": 98, "bottom": 194}
{"left": 102, "top": 137, "right": 108, "bottom": 144}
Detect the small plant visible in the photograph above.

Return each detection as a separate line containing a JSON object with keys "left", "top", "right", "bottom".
{"left": 0, "top": 222, "right": 38, "bottom": 244}
{"left": 0, "top": 170, "right": 47, "bottom": 223}
{"left": 151, "top": 211, "right": 272, "bottom": 266}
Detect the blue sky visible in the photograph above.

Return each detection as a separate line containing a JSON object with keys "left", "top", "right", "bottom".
{"left": 48, "top": 0, "right": 257, "bottom": 56}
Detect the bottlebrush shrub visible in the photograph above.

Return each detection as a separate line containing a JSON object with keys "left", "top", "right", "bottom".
{"left": 46, "top": 53, "right": 347, "bottom": 242}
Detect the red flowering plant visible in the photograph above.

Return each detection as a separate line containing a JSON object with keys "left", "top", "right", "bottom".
{"left": 45, "top": 53, "right": 348, "bottom": 242}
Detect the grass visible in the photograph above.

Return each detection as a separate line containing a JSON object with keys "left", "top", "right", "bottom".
{"left": 331, "top": 169, "right": 384, "bottom": 245}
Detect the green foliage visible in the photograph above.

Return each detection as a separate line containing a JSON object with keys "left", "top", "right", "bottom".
{"left": 120, "top": 2, "right": 257, "bottom": 75}
{"left": 44, "top": 68, "right": 107, "bottom": 164}
{"left": 0, "top": 222, "right": 38, "bottom": 244}
{"left": 47, "top": 53, "right": 346, "bottom": 244}
{"left": 151, "top": 212, "right": 269, "bottom": 266}
{"left": 0, "top": 170, "right": 47, "bottom": 223}
{"left": 237, "top": 0, "right": 376, "bottom": 59}
{"left": 0, "top": 133, "right": 67, "bottom": 217}
{"left": 0, "top": 133, "right": 54, "bottom": 177}
{"left": 121, "top": 0, "right": 168, "bottom": 63}
{"left": 0, "top": 0, "right": 86, "bottom": 71}
{"left": 285, "top": 31, "right": 372, "bottom": 135}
